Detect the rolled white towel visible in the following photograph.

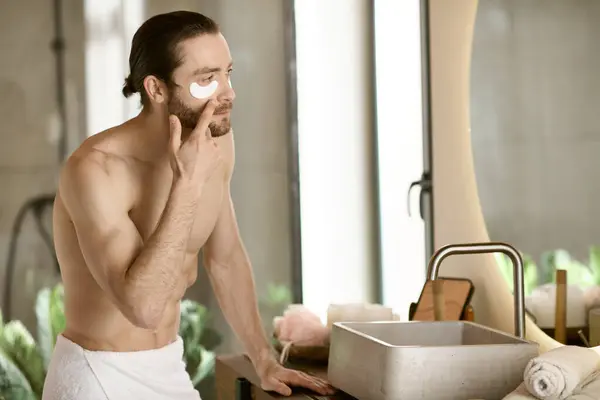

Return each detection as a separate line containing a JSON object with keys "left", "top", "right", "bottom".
{"left": 505, "top": 372, "right": 600, "bottom": 400}
{"left": 524, "top": 345, "right": 600, "bottom": 400}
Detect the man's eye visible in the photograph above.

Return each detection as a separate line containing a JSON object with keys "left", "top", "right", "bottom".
{"left": 204, "top": 74, "right": 214, "bottom": 82}
{"left": 227, "top": 69, "right": 233, "bottom": 75}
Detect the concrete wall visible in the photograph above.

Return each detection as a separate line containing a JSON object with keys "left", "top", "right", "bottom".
{"left": 470, "top": 0, "right": 600, "bottom": 264}
{"left": 0, "top": 0, "right": 86, "bottom": 329}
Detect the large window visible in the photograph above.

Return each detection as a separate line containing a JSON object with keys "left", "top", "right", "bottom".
{"left": 295, "top": 0, "right": 379, "bottom": 321}
{"left": 373, "top": 0, "right": 427, "bottom": 317}
{"left": 295, "top": 0, "right": 428, "bottom": 320}
{"left": 84, "top": 0, "right": 143, "bottom": 137}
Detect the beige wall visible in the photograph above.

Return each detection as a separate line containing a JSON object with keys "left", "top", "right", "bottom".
{"left": 0, "top": 0, "right": 86, "bottom": 329}
{"left": 471, "top": 0, "right": 600, "bottom": 264}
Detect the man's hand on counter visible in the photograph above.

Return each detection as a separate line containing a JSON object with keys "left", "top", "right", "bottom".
{"left": 254, "top": 357, "right": 336, "bottom": 396}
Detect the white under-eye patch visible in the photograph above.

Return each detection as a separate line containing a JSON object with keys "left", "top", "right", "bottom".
{"left": 189, "top": 80, "right": 219, "bottom": 99}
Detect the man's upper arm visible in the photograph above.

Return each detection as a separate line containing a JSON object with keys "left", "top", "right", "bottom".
{"left": 60, "top": 155, "right": 143, "bottom": 303}
{"left": 203, "top": 185, "right": 242, "bottom": 266}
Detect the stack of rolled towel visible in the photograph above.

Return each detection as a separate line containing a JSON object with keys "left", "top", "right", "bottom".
{"left": 503, "top": 345, "right": 600, "bottom": 400}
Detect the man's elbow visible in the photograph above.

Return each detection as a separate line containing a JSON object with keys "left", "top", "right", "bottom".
{"left": 117, "top": 290, "right": 167, "bottom": 330}
{"left": 127, "top": 301, "right": 166, "bottom": 330}
{"left": 108, "top": 274, "right": 169, "bottom": 329}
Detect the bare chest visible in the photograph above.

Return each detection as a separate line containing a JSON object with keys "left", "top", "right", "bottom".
{"left": 130, "top": 171, "right": 226, "bottom": 254}
{"left": 129, "top": 131, "right": 235, "bottom": 255}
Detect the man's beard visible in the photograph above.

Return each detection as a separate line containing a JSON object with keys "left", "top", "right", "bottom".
{"left": 168, "top": 95, "right": 232, "bottom": 138}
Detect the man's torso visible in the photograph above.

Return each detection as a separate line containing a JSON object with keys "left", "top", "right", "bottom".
{"left": 53, "top": 121, "right": 234, "bottom": 352}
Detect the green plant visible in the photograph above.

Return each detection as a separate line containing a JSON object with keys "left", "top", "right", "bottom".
{"left": 258, "top": 283, "right": 292, "bottom": 335}
{"left": 496, "top": 246, "right": 600, "bottom": 295}
{"left": 179, "top": 300, "right": 222, "bottom": 386}
{"left": 261, "top": 283, "right": 293, "bottom": 309}
{"left": 589, "top": 246, "right": 600, "bottom": 284}
{"left": 0, "top": 312, "right": 46, "bottom": 399}
{"left": 0, "top": 283, "right": 221, "bottom": 399}
{"left": 540, "top": 247, "right": 600, "bottom": 287}
{"left": 35, "top": 285, "right": 65, "bottom": 371}
{"left": 495, "top": 252, "right": 538, "bottom": 296}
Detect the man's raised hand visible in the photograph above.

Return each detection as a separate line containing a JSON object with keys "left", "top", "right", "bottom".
{"left": 168, "top": 100, "right": 220, "bottom": 186}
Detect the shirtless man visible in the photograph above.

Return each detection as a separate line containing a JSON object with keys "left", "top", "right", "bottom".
{"left": 43, "top": 11, "right": 334, "bottom": 400}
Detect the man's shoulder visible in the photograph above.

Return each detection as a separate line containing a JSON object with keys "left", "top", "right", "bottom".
{"left": 59, "top": 141, "right": 136, "bottom": 207}
{"left": 66, "top": 121, "right": 139, "bottom": 176}
{"left": 64, "top": 146, "right": 130, "bottom": 185}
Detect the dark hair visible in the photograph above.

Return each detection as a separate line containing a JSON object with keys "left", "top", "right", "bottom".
{"left": 122, "top": 11, "right": 220, "bottom": 105}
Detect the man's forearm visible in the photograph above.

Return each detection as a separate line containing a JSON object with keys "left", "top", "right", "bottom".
{"left": 205, "top": 245, "right": 273, "bottom": 366}
{"left": 122, "top": 179, "right": 198, "bottom": 327}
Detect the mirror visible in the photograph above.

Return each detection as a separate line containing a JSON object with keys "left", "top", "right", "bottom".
{"left": 470, "top": 0, "right": 600, "bottom": 334}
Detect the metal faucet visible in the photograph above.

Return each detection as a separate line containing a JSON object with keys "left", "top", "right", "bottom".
{"left": 427, "top": 242, "right": 526, "bottom": 339}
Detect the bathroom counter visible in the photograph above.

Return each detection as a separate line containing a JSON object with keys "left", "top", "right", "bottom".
{"left": 215, "top": 355, "right": 356, "bottom": 400}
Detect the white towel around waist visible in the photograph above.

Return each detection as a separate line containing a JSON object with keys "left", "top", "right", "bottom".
{"left": 42, "top": 335, "right": 201, "bottom": 400}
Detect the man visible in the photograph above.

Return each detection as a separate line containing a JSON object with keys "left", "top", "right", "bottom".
{"left": 43, "top": 11, "right": 334, "bottom": 400}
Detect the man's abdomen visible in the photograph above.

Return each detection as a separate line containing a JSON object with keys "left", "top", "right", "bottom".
{"left": 63, "top": 292, "right": 181, "bottom": 352}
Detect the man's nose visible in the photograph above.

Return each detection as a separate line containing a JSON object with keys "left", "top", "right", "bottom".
{"left": 219, "top": 81, "right": 235, "bottom": 103}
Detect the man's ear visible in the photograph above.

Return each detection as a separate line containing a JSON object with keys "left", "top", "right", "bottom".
{"left": 143, "top": 75, "right": 169, "bottom": 104}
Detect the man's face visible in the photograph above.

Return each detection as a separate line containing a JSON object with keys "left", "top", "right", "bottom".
{"left": 169, "top": 33, "right": 235, "bottom": 138}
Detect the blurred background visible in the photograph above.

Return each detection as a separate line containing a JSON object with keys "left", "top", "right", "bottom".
{"left": 472, "top": 0, "right": 600, "bottom": 276}
{"left": 470, "top": 0, "right": 600, "bottom": 301}
{"left": 2, "top": 0, "right": 600, "bottom": 398}
{"left": 0, "top": 0, "right": 427, "bottom": 398}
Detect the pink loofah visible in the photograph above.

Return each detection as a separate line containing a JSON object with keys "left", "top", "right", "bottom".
{"left": 273, "top": 305, "right": 330, "bottom": 347}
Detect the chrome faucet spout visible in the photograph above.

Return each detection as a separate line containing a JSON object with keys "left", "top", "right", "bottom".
{"left": 427, "top": 242, "right": 525, "bottom": 339}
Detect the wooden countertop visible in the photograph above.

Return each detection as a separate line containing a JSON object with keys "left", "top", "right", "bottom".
{"left": 215, "top": 355, "right": 356, "bottom": 400}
